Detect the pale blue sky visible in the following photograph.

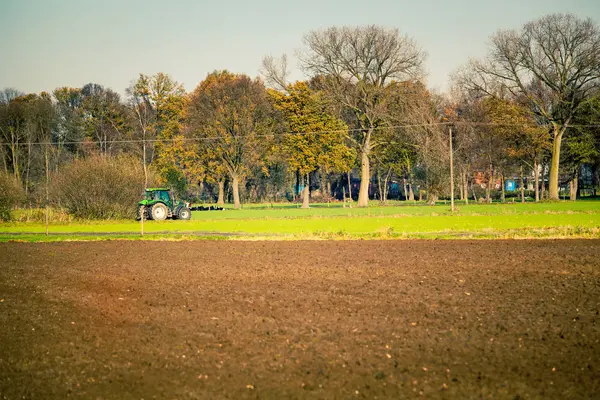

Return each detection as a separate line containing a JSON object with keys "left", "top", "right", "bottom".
{"left": 1, "top": 0, "right": 598, "bottom": 96}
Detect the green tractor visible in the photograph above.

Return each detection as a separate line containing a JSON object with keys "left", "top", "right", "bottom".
{"left": 136, "top": 188, "right": 192, "bottom": 221}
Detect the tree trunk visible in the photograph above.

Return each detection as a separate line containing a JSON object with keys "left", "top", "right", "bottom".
{"left": 295, "top": 169, "right": 300, "bottom": 202}
{"left": 428, "top": 192, "right": 438, "bottom": 205}
{"left": 231, "top": 174, "right": 241, "bottom": 209}
{"left": 463, "top": 170, "right": 469, "bottom": 205}
{"left": 302, "top": 173, "right": 310, "bottom": 209}
{"left": 534, "top": 159, "right": 539, "bottom": 202}
{"left": 25, "top": 140, "right": 32, "bottom": 197}
{"left": 540, "top": 162, "right": 546, "bottom": 200}
{"left": 409, "top": 181, "right": 415, "bottom": 201}
{"left": 376, "top": 170, "right": 383, "bottom": 203}
{"left": 10, "top": 141, "right": 20, "bottom": 181}
{"left": 217, "top": 180, "right": 225, "bottom": 206}
{"left": 322, "top": 172, "right": 330, "bottom": 201}
{"left": 383, "top": 168, "right": 391, "bottom": 203}
{"left": 357, "top": 142, "right": 370, "bottom": 207}
{"left": 549, "top": 127, "right": 564, "bottom": 200}
{"left": 347, "top": 171, "right": 352, "bottom": 202}
{"left": 142, "top": 135, "right": 148, "bottom": 188}
{"left": 520, "top": 165, "right": 525, "bottom": 203}
{"left": 569, "top": 169, "right": 578, "bottom": 201}
{"left": 2, "top": 147, "right": 8, "bottom": 174}
{"left": 486, "top": 164, "right": 493, "bottom": 203}
{"left": 500, "top": 173, "right": 505, "bottom": 203}
{"left": 459, "top": 170, "right": 466, "bottom": 201}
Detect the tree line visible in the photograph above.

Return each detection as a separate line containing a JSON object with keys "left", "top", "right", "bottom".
{"left": 1, "top": 13, "right": 599, "bottom": 219}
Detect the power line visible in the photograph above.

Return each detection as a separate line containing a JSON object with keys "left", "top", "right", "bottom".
{"left": 1, "top": 121, "right": 599, "bottom": 147}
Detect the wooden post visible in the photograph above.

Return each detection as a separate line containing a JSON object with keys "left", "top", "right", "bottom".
{"left": 449, "top": 126, "right": 455, "bottom": 213}
{"left": 45, "top": 142, "right": 49, "bottom": 236}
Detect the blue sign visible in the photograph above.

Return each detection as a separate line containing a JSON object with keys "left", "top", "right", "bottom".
{"left": 505, "top": 180, "right": 515, "bottom": 191}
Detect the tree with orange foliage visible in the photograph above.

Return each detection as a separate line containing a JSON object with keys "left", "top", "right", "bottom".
{"left": 186, "top": 71, "right": 275, "bottom": 209}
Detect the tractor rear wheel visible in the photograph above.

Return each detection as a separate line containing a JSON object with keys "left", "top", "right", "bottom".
{"left": 178, "top": 207, "right": 191, "bottom": 220}
{"left": 151, "top": 203, "right": 168, "bottom": 221}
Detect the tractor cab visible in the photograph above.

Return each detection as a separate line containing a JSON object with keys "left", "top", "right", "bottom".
{"left": 137, "top": 188, "right": 191, "bottom": 221}
{"left": 145, "top": 188, "right": 174, "bottom": 208}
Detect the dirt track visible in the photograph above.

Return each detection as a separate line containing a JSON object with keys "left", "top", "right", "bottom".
{"left": 1, "top": 240, "right": 599, "bottom": 399}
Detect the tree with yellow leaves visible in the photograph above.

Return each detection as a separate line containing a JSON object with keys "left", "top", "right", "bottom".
{"left": 128, "top": 73, "right": 202, "bottom": 194}
{"left": 268, "top": 81, "right": 354, "bottom": 208}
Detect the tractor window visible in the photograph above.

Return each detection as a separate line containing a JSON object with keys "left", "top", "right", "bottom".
{"left": 146, "top": 191, "right": 160, "bottom": 201}
{"left": 160, "top": 191, "right": 170, "bottom": 202}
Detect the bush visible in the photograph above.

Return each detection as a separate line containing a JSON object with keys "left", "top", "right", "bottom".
{"left": 50, "top": 155, "right": 156, "bottom": 219}
{"left": 12, "top": 207, "right": 72, "bottom": 223}
{"left": 0, "top": 172, "right": 26, "bottom": 221}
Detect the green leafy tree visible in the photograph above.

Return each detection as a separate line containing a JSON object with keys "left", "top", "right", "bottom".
{"left": 562, "top": 95, "right": 600, "bottom": 199}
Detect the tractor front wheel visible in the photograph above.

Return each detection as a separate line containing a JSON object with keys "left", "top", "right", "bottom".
{"left": 151, "top": 203, "right": 168, "bottom": 221}
{"left": 178, "top": 207, "right": 191, "bottom": 220}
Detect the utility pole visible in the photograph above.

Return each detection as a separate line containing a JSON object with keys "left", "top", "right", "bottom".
{"left": 449, "top": 126, "right": 455, "bottom": 213}
{"left": 45, "top": 142, "right": 49, "bottom": 236}
{"left": 140, "top": 205, "right": 144, "bottom": 236}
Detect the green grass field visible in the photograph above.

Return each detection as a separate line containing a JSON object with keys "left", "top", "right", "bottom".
{"left": 2, "top": 199, "right": 599, "bottom": 241}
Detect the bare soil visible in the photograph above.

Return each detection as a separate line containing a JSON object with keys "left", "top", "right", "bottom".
{"left": 1, "top": 240, "right": 599, "bottom": 399}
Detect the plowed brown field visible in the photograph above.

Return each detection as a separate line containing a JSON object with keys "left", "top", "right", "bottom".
{"left": 1, "top": 240, "right": 599, "bottom": 399}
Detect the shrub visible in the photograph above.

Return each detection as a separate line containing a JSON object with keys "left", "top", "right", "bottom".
{"left": 0, "top": 172, "right": 25, "bottom": 221}
{"left": 50, "top": 155, "right": 157, "bottom": 219}
{"left": 12, "top": 207, "right": 72, "bottom": 223}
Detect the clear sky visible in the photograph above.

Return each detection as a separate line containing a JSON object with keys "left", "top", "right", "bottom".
{"left": 1, "top": 0, "right": 598, "bottom": 97}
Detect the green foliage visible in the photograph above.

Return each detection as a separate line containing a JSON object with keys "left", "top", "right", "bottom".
{"left": 161, "top": 167, "right": 188, "bottom": 198}
{"left": 49, "top": 155, "right": 156, "bottom": 219}
{"left": 0, "top": 172, "right": 25, "bottom": 221}
{"left": 563, "top": 95, "right": 600, "bottom": 174}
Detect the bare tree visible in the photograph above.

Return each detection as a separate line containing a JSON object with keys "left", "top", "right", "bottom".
{"left": 126, "top": 73, "right": 189, "bottom": 188}
{"left": 261, "top": 54, "right": 290, "bottom": 91}
{"left": 80, "top": 83, "right": 129, "bottom": 156}
{"left": 299, "top": 25, "right": 426, "bottom": 207}
{"left": 0, "top": 88, "right": 23, "bottom": 105}
{"left": 454, "top": 13, "right": 600, "bottom": 200}
{"left": 127, "top": 75, "right": 155, "bottom": 187}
